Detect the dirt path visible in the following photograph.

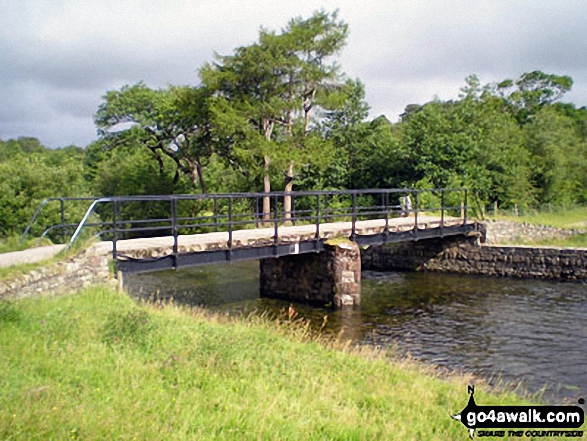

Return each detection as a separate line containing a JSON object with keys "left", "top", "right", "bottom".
{"left": 0, "top": 245, "right": 66, "bottom": 269}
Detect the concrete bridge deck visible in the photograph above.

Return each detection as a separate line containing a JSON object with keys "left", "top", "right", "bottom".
{"left": 89, "top": 214, "right": 478, "bottom": 274}
{"left": 91, "top": 214, "right": 461, "bottom": 257}
{"left": 1, "top": 216, "right": 471, "bottom": 271}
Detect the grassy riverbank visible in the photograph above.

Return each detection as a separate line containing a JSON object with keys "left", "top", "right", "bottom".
{"left": 0, "top": 286, "right": 579, "bottom": 440}
{"left": 490, "top": 206, "right": 587, "bottom": 229}
{"left": 516, "top": 234, "right": 587, "bottom": 248}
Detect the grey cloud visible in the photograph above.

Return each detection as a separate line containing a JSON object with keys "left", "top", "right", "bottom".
{"left": 1, "top": 0, "right": 587, "bottom": 148}
{"left": 349, "top": 0, "right": 587, "bottom": 76}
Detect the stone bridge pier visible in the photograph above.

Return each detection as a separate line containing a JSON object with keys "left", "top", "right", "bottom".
{"left": 259, "top": 231, "right": 485, "bottom": 308}
{"left": 260, "top": 239, "right": 361, "bottom": 307}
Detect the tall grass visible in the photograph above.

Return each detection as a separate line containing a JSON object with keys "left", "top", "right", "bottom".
{"left": 0, "top": 286, "right": 578, "bottom": 440}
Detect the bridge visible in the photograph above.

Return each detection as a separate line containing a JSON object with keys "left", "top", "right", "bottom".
{"left": 22, "top": 188, "right": 480, "bottom": 307}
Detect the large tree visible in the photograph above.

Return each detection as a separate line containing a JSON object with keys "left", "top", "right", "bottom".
{"left": 400, "top": 83, "right": 535, "bottom": 209}
{"left": 491, "top": 70, "right": 573, "bottom": 124}
{"left": 524, "top": 107, "right": 587, "bottom": 205}
{"left": 200, "top": 10, "right": 349, "bottom": 219}
{"left": 94, "top": 83, "right": 217, "bottom": 193}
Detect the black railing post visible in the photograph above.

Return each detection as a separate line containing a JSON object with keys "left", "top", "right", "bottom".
{"left": 112, "top": 200, "right": 118, "bottom": 260}
{"left": 171, "top": 197, "right": 178, "bottom": 255}
{"left": 213, "top": 196, "right": 219, "bottom": 232}
{"left": 413, "top": 191, "right": 419, "bottom": 240}
{"left": 227, "top": 198, "right": 233, "bottom": 247}
{"left": 441, "top": 189, "right": 445, "bottom": 236}
{"left": 324, "top": 195, "right": 329, "bottom": 223}
{"left": 59, "top": 198, "right": 66, "bottom": 244}
{"left": 254, "top": 196, "right": 259, "bottom": 228}
{"left": 315, "top": 194, "right": 320, "bottom": 239}
{"left": 291, "top": 194, "right": 296, "bottom": 226}
{"left": 351, "top": 192, "right": 357, "bottom": 241}
{"left": 463, "top": 189, "right": 468, "bottom": 225}
{"left": 273, "top": 194, "right": 279, "bottom": 254}
{"left": 227, "top": 197, "right": 233, "bottom": 258}
{"left": 384, "top": 192, "right": 389, "bottom": 242}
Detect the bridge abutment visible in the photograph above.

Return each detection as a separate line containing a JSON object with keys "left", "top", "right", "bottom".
{"left": 260, "top": 239, "right": 361, "bottom": 307}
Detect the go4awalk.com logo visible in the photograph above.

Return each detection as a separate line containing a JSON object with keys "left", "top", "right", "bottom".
{"left": 451, "top": 386, "right": 585, "bottom": 439}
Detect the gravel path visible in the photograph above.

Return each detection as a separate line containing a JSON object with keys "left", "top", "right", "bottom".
{"left": 0, "top": 245, "right": 66, "bottom": 269}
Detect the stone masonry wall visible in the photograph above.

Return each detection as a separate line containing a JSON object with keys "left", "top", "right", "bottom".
{"left": 362, "top": 236, "right": 587, "bottom": 282}
{"left": 0, "top": 248, "right": 115, "bottom": 300}
{"left": 260, "top": 240, "right": 361, "bottom": 307}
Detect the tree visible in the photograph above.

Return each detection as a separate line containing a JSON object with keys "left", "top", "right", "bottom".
{"left": 200, "top": 10, "right": 350, "bottom": 219}
{"left": 524, "top": 107, "right": 587, "bottom": 205}
{"left": 319, "top": 78, "right": 369, "bottom": 188}
{"left": 399, "top": 82, "right": 535, "bottom": 209}
{"left": 0, "top": 148, "right": 89, "bottom": 239}
{"left": 491, "top": 71, "right": 573, "bottom": 124}
{"left": 94, "top": 83, "right": 217, "bottom": 193}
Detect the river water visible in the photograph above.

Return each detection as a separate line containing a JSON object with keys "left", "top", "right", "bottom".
{"left": 124, "top": 261, "right": 586, "bottom": 404}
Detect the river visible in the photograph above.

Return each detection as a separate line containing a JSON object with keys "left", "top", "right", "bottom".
{"left": 124, "top": 261, "right": 586, "bottom": 404}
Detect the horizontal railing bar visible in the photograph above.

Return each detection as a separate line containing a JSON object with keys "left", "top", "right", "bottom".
{"left": 58, "top": 188, "right": 470, "bottom": 250}
{"left": 77, "top": 188, "right": 467, "bottom": 204}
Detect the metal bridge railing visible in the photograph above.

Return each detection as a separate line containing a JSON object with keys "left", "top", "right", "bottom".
{"left": 22, "top": 188, "right": 470, "bottom": 260}
{"left": 20, "top": 197, "right": 99, "bottom": 245}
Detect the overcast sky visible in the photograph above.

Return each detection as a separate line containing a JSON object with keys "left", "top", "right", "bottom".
{"left": 1, "top": 0, "right": 586, "bottom": 148}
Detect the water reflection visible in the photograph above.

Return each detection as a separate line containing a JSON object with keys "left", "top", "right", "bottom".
{"left": 124, "top": 261, "right": 587, "bottom": 404}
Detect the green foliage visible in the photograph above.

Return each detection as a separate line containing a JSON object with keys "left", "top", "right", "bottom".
{"left": 95, "top": 83, "right": 217, "bottom": 193}
{"left": 0, "top": 141, "right": 90, "bottom": 239}
{"left": 200, "top": 10, "right": 351, "bottom": 197}
{"left": 398, "top": 80, "right": 576, "bottom": 210}
{"left": 524, "top": 107, "right": 587, "bottom": 205}
{"left": 91, "top": 144, "right": 189, "bottom": 197}
{"left": 494, "top": 71, "right": 573, "bottom": 124}
{"left": 0, "top": 235, "right": 53, "bottom": 254}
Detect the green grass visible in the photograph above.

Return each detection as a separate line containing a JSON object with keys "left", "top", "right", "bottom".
{"left": 489, "top": 207, "right": 587, "bottom": 229}
{"left": 503, "top": 234, "right": 587, "bottom": 248}
{"left": 1, "top": 286, "right": 575, "bottom": 440}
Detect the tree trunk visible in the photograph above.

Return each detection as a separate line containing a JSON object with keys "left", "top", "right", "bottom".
{"left": 286, "top": 71, "right": 294, "bottom": 137}
{"left": 151, "top": 148, "right": 166, "bottom": 176}
{"left": 303, "top": 88, "right": 316, "bottom": 134}
{"left": 283, "top": 162, "right": 294, "bottom": 223}
{"left": 194, "top": 158, "right": 208, "bottom": 194}
{"left": 262, "top": 118, "right": 274, "bottom": 222}
{"left": 263, "top": 155, "right": 271, "bottom": 221}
